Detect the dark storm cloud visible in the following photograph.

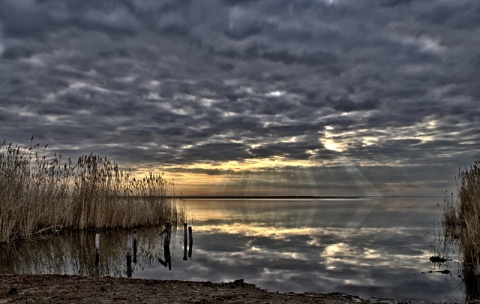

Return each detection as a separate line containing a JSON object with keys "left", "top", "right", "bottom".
{"left": 1, "top": 0, "right": 479, "bottom": 195}
{"left": 328, "top": 95, "right": 380, "bottom": 113}
{"left": 180, "top": 142, "right": 251, "bottom": 162}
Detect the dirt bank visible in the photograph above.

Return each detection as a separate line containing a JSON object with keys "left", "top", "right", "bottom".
{"left": 0, "top": 274, "right": 428, "bottom": 304}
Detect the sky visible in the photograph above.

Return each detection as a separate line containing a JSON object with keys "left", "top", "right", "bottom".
{"left": 1, "top": 0, "right": 479, "bottom": 197}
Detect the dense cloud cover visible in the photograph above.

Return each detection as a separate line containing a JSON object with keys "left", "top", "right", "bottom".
{"left": 1, "top": 0, "right": 479, "bottom": 195}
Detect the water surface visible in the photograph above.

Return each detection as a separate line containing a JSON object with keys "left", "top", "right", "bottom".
{"left": 0, "top": 197, "right": 462, "bottom": 302}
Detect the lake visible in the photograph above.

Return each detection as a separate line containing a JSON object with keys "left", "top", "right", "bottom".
{"left": 0, "top": 197, "right": 463, "bottom": 302}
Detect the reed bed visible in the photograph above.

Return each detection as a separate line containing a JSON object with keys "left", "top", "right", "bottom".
{"left": 443, "top": 161, "right": 480, "bottom": 300}
{"left": 0, "top": 139, "right": 182, "bottom": 243}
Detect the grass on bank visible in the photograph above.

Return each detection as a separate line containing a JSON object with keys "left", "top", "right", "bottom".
{"left": 443, "top": 161, "right": 480, "bottom": 299}
{"left": 0, "top": 140, "right": 183, "bottom": 243}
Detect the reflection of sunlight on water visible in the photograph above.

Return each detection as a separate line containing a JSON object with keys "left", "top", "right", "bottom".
{"left": 324, "top": 242, "right": 349, "bottom": 256}
{"left": 245, "top": 245, "right": 305, "bottom": 261}
{"left": 250, "top": 246, "right": 262, "bottom": 252}
{"left": 193, "top": 217, "right": 437, "bottom": 276}
{"left": 324, "top": 243, "right": 349, "bottom": 270}
{"left": 322, "top": 240, "right": 433, "bottom": 270}
{"left": 194, "top": 223, "right": 316, "bottom": 239}
{"left": 364, "top": 249, "right": 382, "bottom": 260}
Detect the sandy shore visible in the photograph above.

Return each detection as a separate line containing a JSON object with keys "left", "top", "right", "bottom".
{"left": 0, "top": 274, "right": 446, "bottom": 304}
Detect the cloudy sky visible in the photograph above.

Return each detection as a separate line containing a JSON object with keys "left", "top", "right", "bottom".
{"left": 1, "top": 0, "right": 479, "bottom": 196}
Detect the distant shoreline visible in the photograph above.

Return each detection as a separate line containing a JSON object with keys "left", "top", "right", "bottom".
{"left": 166, "top": 195, "right": 446, "bottom": 200}
{"left": 169, "top": 195, "right": 361, "bottom": 199}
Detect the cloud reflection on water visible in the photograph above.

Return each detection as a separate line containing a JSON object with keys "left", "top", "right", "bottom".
{"left": 179, "top": 198, "right": 462, "bottom": 301}
{"left": 173, "top": 227, "right": 458, "bottom": 301}
{"left": 0, "top": 197, "right": 463, "bottom": 302}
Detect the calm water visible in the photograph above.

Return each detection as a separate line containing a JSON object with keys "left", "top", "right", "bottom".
{"left": 0, "top": 197, "right": 463, "bottom": 302}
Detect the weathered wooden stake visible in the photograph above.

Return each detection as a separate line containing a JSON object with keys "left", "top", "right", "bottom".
{"left": 126, "top": 236, "right": 133, "bottom": 277}
{"left": 188, "top": 226, "right": 193, "bottom": 258}
{"left": 126, "top": 252, "right": 132, "bottom": 277}
{"left": 159, "top": 222, "right": 172, "bottom": 271}
{"left": 95, "top": 233, "right": 100, "bottom": 250}
{"left": 127, "top": 235, "right": 133, "bottom": 253}
{"left": 133, "top": 230, "right": 137, "bottom": 264}
{"left": 164, "top": 222, "right": 171, "bottom": 245}
{"left": 95, "top": 233, "right": 100, "bottom": 274}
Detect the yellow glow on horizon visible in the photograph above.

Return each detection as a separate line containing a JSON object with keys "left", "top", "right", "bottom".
{"left": 169, "top": 156, "right": 319, "bottom": 172}
{"left": 132, "top": 156, "right": 325, "bottom": 196}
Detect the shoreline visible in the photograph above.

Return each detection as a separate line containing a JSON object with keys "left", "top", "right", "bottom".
{"left": 0, "top": 274, "right": 447, "bottom": 304}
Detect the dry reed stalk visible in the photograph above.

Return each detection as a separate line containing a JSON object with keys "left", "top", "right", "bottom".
{"left": 442, "top": 161, "right": 480, "bottom": 300}
{"left": 0, "top": 140, "right": 183, "bottom": 243}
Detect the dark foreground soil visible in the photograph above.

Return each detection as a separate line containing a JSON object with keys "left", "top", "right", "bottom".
{"left": 0, "top": 274, "right": 440, "bottom": 304}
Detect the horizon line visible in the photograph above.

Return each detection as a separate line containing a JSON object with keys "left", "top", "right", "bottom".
{"left": 165, "top": 195, "right": 447, "bottom": 199}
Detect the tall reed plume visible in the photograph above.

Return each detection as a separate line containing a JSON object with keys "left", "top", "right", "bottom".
{"left": 0, "top": 139, "right": 182, "bottom": 243}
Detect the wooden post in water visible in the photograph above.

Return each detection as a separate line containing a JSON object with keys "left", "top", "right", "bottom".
{"left": 183, "top": 223, "right": 188, "bottom": 260}
{"left": 164, "top": 222, "right": 171, "bottom": 246}
{"left": 126, "top": 235, "right": 133, "bottom": 277}
{"left": 164, "top": 222, "right": 172, "bottom": 271}
{"left": 95, "top": 233, "right": 100, "bottom": 274}
{"left": 188, "top": 226, "right": 193, "bottom": 258}
{"left": 159, "top": 222, "right": 172, "bottom": 270}
{"left": 133, "top": 230, "right": 137, "bottom": 264}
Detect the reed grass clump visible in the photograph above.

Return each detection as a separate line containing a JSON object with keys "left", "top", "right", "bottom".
{"left": 0, "top": 139, "right": 182, "bottom": 243}
{"left": 443, "top": 161, "right": 480, "bottom": 300}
